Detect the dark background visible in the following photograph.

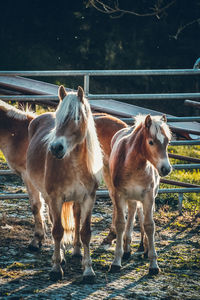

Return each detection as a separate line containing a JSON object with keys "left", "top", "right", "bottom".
{"left": 0, "top": 0, "right": 200, "bottom": 116}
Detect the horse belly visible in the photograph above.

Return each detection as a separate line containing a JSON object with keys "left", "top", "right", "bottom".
{"left": 124, "top": 184, "right": 150, "bottom": 201}
{"left": 62, "top": 183, "right": 88, "bottom": 203}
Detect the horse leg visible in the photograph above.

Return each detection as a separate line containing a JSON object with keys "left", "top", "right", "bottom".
{"left": 143, "top": 197, "right": 159, "bottom": 275}
{"left": 110, "top": 194, "right": 126, "bottom": 272}
{"left": 102, "top": 164, "right": 116, "bottom": 244}
{"left": 72, "top": 202, "right": 82, "bottom": 258}
{"left": 123, "top": 200, "right": 137, "bottom": 259}
{"left": 80, "top": 194, "right": 95, "bottom": 282}
{"left": 23, "top": 177, "right": 45, "bottom": 251}
{"left": 49, "top": 199, "right": 64, "bottom": 281}
{"left": 137, "top": 204, "right": 148, "bottom": 256}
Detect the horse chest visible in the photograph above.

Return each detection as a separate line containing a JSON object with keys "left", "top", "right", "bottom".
{"left": 122, "top": 182, "right": 153, "bottom": 201}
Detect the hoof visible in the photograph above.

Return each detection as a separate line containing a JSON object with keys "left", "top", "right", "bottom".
{"left": 49, "top": 268, "right": 64, "bottom": 281}
{"left": 149, "top": 267, "right": 160, "bottom": 276}
{"left": 72, "top": 253, "right": 82, "bottom": 260}
{"left": 109, "top": 264, "right": 121, "bottom": 273}
{"left": 28, "top": 243, "right": 41, "bottom": 252}
{"left": 102, "top": 232, "right": 116, "bottom": 245}
{"left": 61, "top": 258, "right": 66, "bottom": 267}
{"left": 137, "top": 243, "right": 144, "bottom": 252}
{"left": 123, "top": 251, "right": 131, "bottom": 260}
{"left": 82, "top": 275, "right": 96, "bottom": 284}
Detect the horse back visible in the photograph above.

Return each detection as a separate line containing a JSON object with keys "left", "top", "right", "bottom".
{"left": 94, "top": 114, "right": 127, "bottom": 160}
{"left": 0, "top": 109, "right": 34, "bottom": 175}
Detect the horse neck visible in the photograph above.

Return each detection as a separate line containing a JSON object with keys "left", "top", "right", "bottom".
{"left": 126, "top": 125, "right": 148, "bottom": 168}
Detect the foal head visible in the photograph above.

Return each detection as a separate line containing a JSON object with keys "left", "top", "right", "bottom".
{"left": 136, "top": 114, "right": 172, "bottom": 177}
{"left": 47, "top": 86, "right": 90, "bottom": 159}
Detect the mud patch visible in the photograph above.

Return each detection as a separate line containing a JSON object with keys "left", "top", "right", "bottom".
{"left": 0, "top": 176, "right": 200, "bottom": 299}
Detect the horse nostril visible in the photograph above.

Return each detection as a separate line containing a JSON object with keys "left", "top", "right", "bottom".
{"left": 58, "top": 144, "right": 63, "bottom": 152}
{"left": 161, "top": 165, "right": 171, "bottom": 176}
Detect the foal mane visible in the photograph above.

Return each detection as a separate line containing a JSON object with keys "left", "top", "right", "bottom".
{"left": 134, "top": 114, "right": 171, "bottom": 141}
{"left": 0, "top": 99, "right": 35, "bottom": 120}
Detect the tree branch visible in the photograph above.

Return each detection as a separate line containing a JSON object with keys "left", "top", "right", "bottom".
{"left": 87, "top": 0, "right": 176, "bottom": 18}
{"left": 171, "top": 18, "right": 200, "bottom": 40}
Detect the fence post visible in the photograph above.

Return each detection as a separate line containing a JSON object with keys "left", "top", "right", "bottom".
{"left": 84, "top": 75, "right": 90, "bottom": 96}
{"left": 178, "top": 193, "right": 183, "bottom": 215}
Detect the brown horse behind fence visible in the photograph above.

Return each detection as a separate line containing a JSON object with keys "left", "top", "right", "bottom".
{"left": 0, "top": 100, "right": 45, "bottom": 250}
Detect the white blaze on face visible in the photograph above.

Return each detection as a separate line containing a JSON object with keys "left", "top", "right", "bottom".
{"left": 150, "top": 120, "right": 165, "bottom": 144}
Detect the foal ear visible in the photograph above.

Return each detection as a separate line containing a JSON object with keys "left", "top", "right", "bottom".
{"left": 77, "top": 86, "right": 84, "bottom": 103}
{"left": 161, "top": 114, "right": 167, "bottom": 123}
{"left": 58, "top": 85, "right": 67, "bottom": 101}
{"left": 145, "top": 114, "right": 152, "bottom": 129}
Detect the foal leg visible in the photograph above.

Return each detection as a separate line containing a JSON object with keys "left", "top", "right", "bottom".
{"left": 49, "top": 198, "right": 64, "bottom": 281}
{"left": 80, "top": 194, "right": 96, "bottom": 282}
{"left": 102, "top": 165, "right": 116, "bottom": 244}
{"left": 123, "top": 200, "right": 137, "bottom": 259}
{"left": 23, "top": 178, "right": 45, "bottom": 251}
{"left": 110, "top": 194, "right": 126, "bottom": 272}
{"left": 72, "top": 202, "right": 82, "bottom": 258}
{"left": 137, "top": 205, "right": 148, "bottom": 255}
{"left": 143, "top": 197, "right": 159, "bottom": 275}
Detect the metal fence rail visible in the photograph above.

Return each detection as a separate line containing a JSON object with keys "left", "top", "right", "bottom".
{"left": 0, "top": 65, "right": 200, "bottom": 212}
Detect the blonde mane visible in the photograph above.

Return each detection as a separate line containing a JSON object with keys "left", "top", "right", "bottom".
{"left": 134, "top": 114, "right": 171, "bottom": 142}
{"left": 0, "top": 99, "right": 35, "bottom": 120}
{"left": 45, "top": 92, "right": 103, "bottom": 182}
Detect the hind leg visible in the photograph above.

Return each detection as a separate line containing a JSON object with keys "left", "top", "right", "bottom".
{"left": 110, "top": 193, "right": 126, "bottom": 272}
{"left": 123, "top": 200, "right": 137, "bottom": 259}
{"left": 72, "top": 202, "right": 82, "bottom": 258}
{"left": 102, "top": 164, "right": 116, "bottom": 244}
{"left": 80, "top": 193, "right": 96, "bottom": 282}
{"left": 137, "top": 205, "right": 148, "bottom": 255}
{"left": 23, "top": 177, "right": 46, "bottom": 251}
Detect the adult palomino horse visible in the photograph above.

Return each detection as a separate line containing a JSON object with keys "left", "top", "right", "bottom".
{"left": 0, "top": 100, "right": 45, "bottom": 250}
{"left": 26, "top": 86, "right": 103, "bottom": 281}
{"left": 107, "top": 114, "right": 172, "bottom": 275}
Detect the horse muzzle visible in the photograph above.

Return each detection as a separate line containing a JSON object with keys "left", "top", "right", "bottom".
{"left": 50, "top": 142, "right": 65, "bottom": 159}
{"left": 159, "top": 164, "right": 172, "bottom": 177}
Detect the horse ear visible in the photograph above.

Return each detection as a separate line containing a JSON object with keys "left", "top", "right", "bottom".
{"left": 145, "top": 114, "right": 152, "bottom": 129}
{"left": 161, "top": 114, "right": 167, "bottom": 123}
{"left": 58, "top": 85, "right": 67, "bottom": 101}
{"left": 77, "top": 86, "right": 84, "bottom": 103}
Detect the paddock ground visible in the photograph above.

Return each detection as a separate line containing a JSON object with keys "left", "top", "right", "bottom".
{"left": 0, "top": 174, "right": 200, "bottom": 300}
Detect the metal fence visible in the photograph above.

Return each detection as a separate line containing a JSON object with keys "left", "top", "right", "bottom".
{"left": 0, "top": 65, "right": 200, "bottom": 212}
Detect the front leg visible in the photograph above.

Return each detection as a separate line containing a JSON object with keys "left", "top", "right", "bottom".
{"left": 49, "top": 199, "right": 64, "bottom": 281}
{"left": 143, "top": 196, "right": 159, "bottom": 275}
{"left": 123, "top": 200, "right": 137, "bottom": 259}
{"left": 72, "top": 202, "right": 82, "bottom": 258}
{"left": 80, "top": 194, "right": 96, "bottom": 283}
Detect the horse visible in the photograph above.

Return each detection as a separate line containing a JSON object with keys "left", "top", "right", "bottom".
{"left": 94, "top": 113, "right": 147, "bottom": 251}
{"left": 0, "top": 100, "right": 45, "bottom": 250}
{"left": 106, "top": 114, "right": 172, "bottom": 275}
{"left": 26, "top": 86, "right": 103, "bottom": 281}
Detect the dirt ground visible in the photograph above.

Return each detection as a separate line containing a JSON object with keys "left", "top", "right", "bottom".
{"left": 0, "top": 174, "right": 200, "bottom": 300}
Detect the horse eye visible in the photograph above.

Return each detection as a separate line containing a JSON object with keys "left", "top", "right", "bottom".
{"left": 149, "top": 140, "right": 154, "bottom": 146}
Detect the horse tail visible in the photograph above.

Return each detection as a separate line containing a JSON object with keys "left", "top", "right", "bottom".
{"left": 61, "top": 202, "right": 75, "bottom": 244}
